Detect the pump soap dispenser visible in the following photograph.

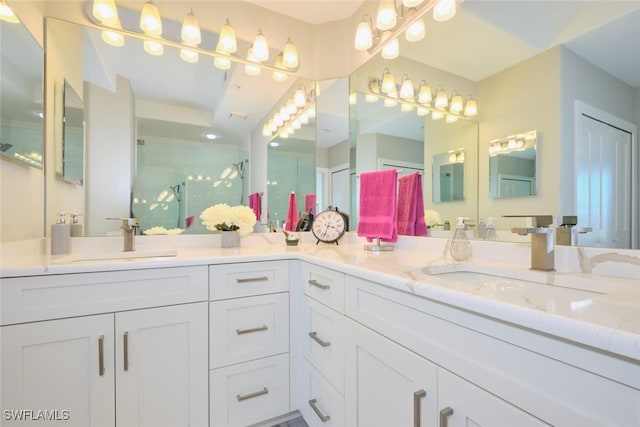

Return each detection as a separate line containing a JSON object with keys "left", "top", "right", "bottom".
{"left": 484, "top": 217, "right": 498, "bottom": 241}
{"left": 51, "top": 212, "right": 71, "bottom": 255}
{"left": 449, "top": 217, "right": 472, "bottom": 261}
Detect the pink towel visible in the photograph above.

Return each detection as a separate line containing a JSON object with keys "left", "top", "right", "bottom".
{"left": 397, "top": 172, "right": 427, "bottom": 236}
{"left": 248, "top": 192, "right": 262, "bottom": 221}
{"left": 284, "top": 192, "right": 299, "bottom": 232}
{"left": 305, "top": 194, "right": 316, "bottom": 215}
{"left": 357, "top": 169, "right": 398, "bottom": 242}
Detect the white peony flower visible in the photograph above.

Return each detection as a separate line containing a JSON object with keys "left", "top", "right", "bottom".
{"left": 200, "top": 203, "right": 256, "bottom": 235}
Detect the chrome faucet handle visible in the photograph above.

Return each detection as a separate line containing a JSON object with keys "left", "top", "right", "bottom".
{"left": 106, "top": 217, "right": 139, "bottom": 229}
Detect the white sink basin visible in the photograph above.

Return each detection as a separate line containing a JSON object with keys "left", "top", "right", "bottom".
{"left": 68, "top": 248, "right": 177, "bottom": 262}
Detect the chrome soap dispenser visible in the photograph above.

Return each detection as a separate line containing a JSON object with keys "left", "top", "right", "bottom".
{"left": 51, "top": 212, "right": 71, "bottom": 255}
{"left": 449, "top": 217, "right": 472, "bottom": 261}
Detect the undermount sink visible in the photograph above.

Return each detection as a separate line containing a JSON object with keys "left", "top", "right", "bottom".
{"left": 67, "top": 248, "right": 177, "bottom": 262}
{"left": 423, "top": 262, "right": 631, "bottom": 296}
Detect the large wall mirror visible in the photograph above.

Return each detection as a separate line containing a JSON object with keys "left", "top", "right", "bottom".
{"left": 0, "top": 17, "right": 43, "bottom": 170}
{"left": 349, "top": 2, "right": 639, "bottom": 249}
{"left": 45, "top": 8, "right": 316, "bottom": 236}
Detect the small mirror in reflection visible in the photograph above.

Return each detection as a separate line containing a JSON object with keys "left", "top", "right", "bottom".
{"left": 432, "top": 149, "right": 464, "bottom": 202}
{"left": 488, "top": 130, "right": 537, "bottom": 199}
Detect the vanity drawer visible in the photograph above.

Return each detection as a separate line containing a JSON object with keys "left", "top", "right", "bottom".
{"left": 301, "top": 263, "right": 345, "bottom": 313}
{"left": 210, "top": 293, "right": 289, "bottom": 368}
{"left": 0, "top": 266, "right": 208, "bottom": 325}
{"left": 210, "top": 260, "right": 289, "bottom": 300}
{"left": 210, "top": 353, "right": 289, "bottom": 427}
{"left": 299, "top": 358, "right": 345, "bottom": 427}
{"left": 302, "top": 296, "right": 345, "bottom": 393}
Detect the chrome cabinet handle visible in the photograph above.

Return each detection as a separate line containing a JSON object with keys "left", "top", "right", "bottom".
{"left": 237, "top": 387, "right": 269, "bottom": 402}
{"left": 98, "top": 335, "right": 105, "bottom": 377}
{"left": 439, "top": 407, "right": 454, "bottom": 427}
{"left": 236, "top": 325, "right": 268, "bottom": 335}
{"left": 236, "top": 276, "right": 269, "bottom": 283}
{"left": 123, "top": 331, "right": 129, "bottom": 371}
{"left": 308, "top": 279, "right": 330, "bottom": 290}
{"left": 414, "top": 390, "right": 426, "bottom": 427}
{"left": 308, "top": 331, "right": 331, "bottom": 347}
{"left": 309, "top": 399, "right": 331, "bottom": 422}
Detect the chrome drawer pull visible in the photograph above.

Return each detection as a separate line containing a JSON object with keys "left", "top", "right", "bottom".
{"left": 236, "top": 325, "right": 269, "bottom": 335}
{"left": 439, "top": 407, "right": 454, "bottom": 427}
{"left": 123, "top": 331, "right": 129, "bottom": 371}
{"left": 236, "top": 276, "right": 269, "bottom": 283}
{"left": 237, "top": 387, "right": 269, "bottom": 402}
{"left": 308, "top": 331, "right": 331, "bottom": 347}
{"left": 308, "top": 279, "right": 330, "bottom": 290}
{"left": 414, "top": 390, "right": 426, "bottom": 427}
{"left": 98, "top": 335, "right": 105, "bottom": 377}
{"left": 309, "top": 399, "right": 331, "bottom": 422}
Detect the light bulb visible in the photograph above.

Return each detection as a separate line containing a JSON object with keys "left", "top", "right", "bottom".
{"left": 102, "top": 30, "right": 124, "bottom": 47}
{"left": 433, "top": 0, "right": 456, "bottom": 22}
{"left": 417, "top": 81, "right": 432, "bottom": 104}
{"left": 245, "top": 48, "right": 261, "bottom": 76}
{"left": 446, "top": 114, "right": 458, "bottom": 123}
{"left": 376, "top": 0, "right": 397, "bottom": 31}
{"left": 399, "top": 76, "right": 415, "bottom": 99}
{"left": 401, "top": 103, "right": 414, "bottom": 112}
{"left": 92, "top": 0, "right": 117, "bottom": 24}
{"left": 450, "top": 93, "right": 463, "bottom": 113}
{"left": 273, "top": 52, "right": 288, "bottom": 81}
{"left": 354, "top": 17, "right": 373, "bottom": 50}
{"left": 214, "top": 55, "right": 231, "bottom": 70}
{"left": 283, "top": 38, "right": 298, "bottom": 69}
{"left": 405, "top": 19, "right": 425, "bottom": 42}
{"left": 144, "top": 39, "right": 164, "bottom": 56}
{"left": 435, "top": 86, "right": 448, "bottom": 109}
{"left": 432, "top": 110, "right": 444, "bottom": 120}
{"left": 417, "top": 107, "right": 430, "bottom": 116}
{"left": 140, "top": 1, "right": 162, "bottom": 35}
{"left": 381, "top": 69, "right": 396, "bottom": 94}
{"left": 294, "top": 88, "right": 306, "bottom": 107}
{"left": 218, "top": 19, "right": 237, "bottom": 54}
{"left": 252, "top": 30, "right": 269, "bottom": 62}
{"left": 180, "top": 48, "right": 198, "bottom": 63}
{"left": 381, "top": 38, "right": 399, "bottom": 59}
{"left": 464, "top": 98, "right": 478, "bottom": 116}
{"left": 181, "top": 9, "right": 201, "bottom": 45}
{"left": 365, "top": 94, "right": 379, "bottom": 103}
{"left": 287, "top": 99, "right": 297, "bottom": 114}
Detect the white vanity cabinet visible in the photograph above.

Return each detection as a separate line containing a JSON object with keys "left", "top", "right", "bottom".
{"left": 0, "top": 267, "right": 209, "bottom": 427}
{"left": 295, "top": 263, "right": 346, "bottom": 427}
{"left": 208, "top": 260, "right": 290, "bottom": 427}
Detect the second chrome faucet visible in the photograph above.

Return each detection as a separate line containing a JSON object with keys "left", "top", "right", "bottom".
{"left": 504, "top": 215, "right": 555, "bottom": 271}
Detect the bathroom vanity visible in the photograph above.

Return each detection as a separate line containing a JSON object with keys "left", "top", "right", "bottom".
{"left": 1, "top": 235, "right": 638, "bottom": 426}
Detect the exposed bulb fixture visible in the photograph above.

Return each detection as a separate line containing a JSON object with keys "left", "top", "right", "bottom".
{"left": 381, "top": 37, "right": 399, "bottom": 59}
{"left": 464, "top": 97, "right": 478, "bottom": 116}
{"left": 417, "top": 81, "right": 432, "bottom": 104}
{"left": 181, "top": 9, "right": 201, "bottom": 45}
{"left": 399, "top": 75, "right": 415, "bottom": 100}
{"left": 218, "top": 19, "right": 237, "bottom": 54}
{"left": 432, "top": 110, "right": 444, "bottom": 120}
{"left": 449, "top": 92, "right": 463, "bottom": 113}
{"left": 434, "top": 86, "right": 448, "bottom": 109}
{"left": 405, "top": 18, "right": 425, "bottom": 42}
{"left": 144, "top": 38, "right": 164, "bottom": 55}
{"left": 245, "top": 48, "right": 261, "bottom": 76}
{"left": 446, "top": 114, "right": 458, "bottom": 123}
{"left": 282, "top": 38, "right": 298, "bottom": 69}
{"left": 140, "top": 1, "right": 162, "bottom": 35}
{"left": 101, "top": 22, "right": 124, "bottom": 47}
{"left": 354, "top": 16, "right": 373, "bottom": 50}
{"left": 294, "top": 87, "right": 307, "bottom": 107}
{"left": 273, "top": 52, "right": 288, "bottom": 81}
{"left": 252, "top": 30, "right": 269, "bottom": 62}
{"left": 180, "top": 48, "right": 198, "bottom": 63}
{"left": 92, "top": 0, "right": 118, "bottom": 24}
{"left": 401, "top": 103, "right": 414, "bottom": 112}
{"left": 214, "top": 55, "right": 231, "bottom": 70}
{"left": 381, "top": 69, "right": 396, "bottom": 93}
{"left": 376, "top": 0, "right": 397, "bottom": 31}
{"left": 433, "top": 0, "right": 456, "bottom": 22}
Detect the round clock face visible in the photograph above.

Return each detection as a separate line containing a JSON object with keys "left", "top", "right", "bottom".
{"left": 311, "top": 210, "right": 346, "bottom": 243}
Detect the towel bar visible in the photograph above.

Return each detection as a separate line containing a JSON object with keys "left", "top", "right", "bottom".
{"left": 364, "top": 237, "right": 394, "bottom": 252}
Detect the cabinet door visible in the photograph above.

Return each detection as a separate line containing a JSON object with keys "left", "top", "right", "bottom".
{"left": 115, "top": 302, "right": 208, "bottom": 427}
{"left": 1, "top": 314, "right": 115, "bottom": 427}
{"left": 345, "top": 320, "right": 437, "bottom": 427}
{"left": 437, "top": 369, "right": 549, "bottom": 427}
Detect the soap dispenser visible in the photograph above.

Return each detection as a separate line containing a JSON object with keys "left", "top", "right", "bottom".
{"left": 70, "top": 213, "right": 83, "bottom": 237}
{"left": 51, "top": 212, "right": 71, "bottom": 255}
{"left": 484, "top": 217, "right": 498, "bottom": 241}
{"left": 449, "top": 217, "right": 472, "bottom": 261}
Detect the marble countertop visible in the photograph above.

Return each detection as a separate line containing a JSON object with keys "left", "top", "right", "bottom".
{"left": 1, "top": 233, "right": 639, "bottom": 361}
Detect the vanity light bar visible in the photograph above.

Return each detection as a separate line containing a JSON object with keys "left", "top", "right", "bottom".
{"left": 263, "top": 85, "right": 316, "bottom": 139}
{"left": 368, "top": 69, "right": 478, "bottom": 121}
{"left": 89, "top": 0, "right": 301, "bottom": 79}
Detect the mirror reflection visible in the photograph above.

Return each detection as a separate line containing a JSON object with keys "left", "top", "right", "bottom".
{"left": 0, "top": 17, "right": 43, "bottom": 169}
{"left": 488, "top": 130, "right": 537, "bottom": 199}
{"left": 58, "top": 80, "right": 84, "bottom": 184}
{"left": 433, "top": 149, "right": 464, "bottom": 203}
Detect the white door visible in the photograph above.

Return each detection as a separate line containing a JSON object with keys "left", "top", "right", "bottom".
{"left": 330, "top": 165, "right": 349, "bottom": 214}
{"left": 438, "top": 369, "right": 549, "bottom": 427}
{"left": 345, "top": 320, "right": 437, "bottom": 427}
{"left": 1, "top": 315, "right": 115, "bottom": 427}
{"left": 576, "top": 113, "right": 633, "bottom": 248}
{"left": 115, "top": 302, "right": 208, "bottom": 427}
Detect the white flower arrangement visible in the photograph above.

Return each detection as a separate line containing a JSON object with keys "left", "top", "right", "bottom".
{"left": 143, "top": 226, "right": 184, "bottom": 235}
{"left": 424, "top": 209, "right": 441, "bottom": 228}
{"left": 200, "top": 203, "right": 256, "bottom": 235}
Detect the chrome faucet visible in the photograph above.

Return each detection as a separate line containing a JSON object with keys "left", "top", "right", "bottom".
{"left": 504, "top": 215, "right": 555, "bottom": 271}
{"left": 555, "top": 215, "right": 592, "bottom": 246}
{"left": 107, "top": 217, "right": 139, "bottom": 252}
